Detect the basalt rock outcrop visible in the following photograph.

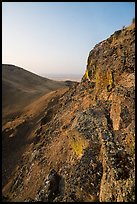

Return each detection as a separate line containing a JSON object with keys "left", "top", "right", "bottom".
{"left": 2, "top": 22, "right": 135, "bottom": 202}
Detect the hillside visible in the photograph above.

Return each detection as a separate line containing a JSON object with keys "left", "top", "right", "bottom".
{"left": 2, "top": 22, "right": 135, "bottom": 202}
{"left": 2, "top": 64, "right": 73, "bottom": 123}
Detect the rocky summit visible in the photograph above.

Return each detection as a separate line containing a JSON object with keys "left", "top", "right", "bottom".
{"left": 2, "top": 22, "right": 135, "bottom": 202}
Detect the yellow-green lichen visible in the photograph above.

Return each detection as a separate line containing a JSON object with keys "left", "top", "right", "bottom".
{"left": 83, "top": 58, "right": 97, "bottom": 82}
{"left": 70, "top": 139, "right": 84, "bottom": 157}
{"left": 69, "top": 130, "right": 88, "bottom": 158}
{"left": 106, "top": 69, "right": 114, "bottom": 92}
{"left": 95, "top": 67, "right": 114, "bottom": 97}
{"left": 85, "top": 69, "right": 90, "bottom": 82}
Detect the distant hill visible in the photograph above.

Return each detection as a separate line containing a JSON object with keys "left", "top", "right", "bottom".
{"left": 2, "top": 64, "right": 74, "bottom": 122}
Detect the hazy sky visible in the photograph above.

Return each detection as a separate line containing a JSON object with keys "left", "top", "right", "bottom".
{"left": 2, "top": 2, "right": 135, "bottom": 77}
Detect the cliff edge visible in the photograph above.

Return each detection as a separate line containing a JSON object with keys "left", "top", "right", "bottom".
{"left": 2, "top": 22, "right": 135, "bottom": 202}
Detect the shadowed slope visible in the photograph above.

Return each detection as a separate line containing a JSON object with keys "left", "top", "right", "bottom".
{"left": 2, "top": 64, "right": 72, "bottom": 123}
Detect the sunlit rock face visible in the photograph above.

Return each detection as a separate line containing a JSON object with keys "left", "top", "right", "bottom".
{"left": 2, "top": 23, "right": 135, "bottom": 202}
{"left": 81, "top": 22, "right": 135, "bottom": 202}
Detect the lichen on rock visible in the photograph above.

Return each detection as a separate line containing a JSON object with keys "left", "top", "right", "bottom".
{"left": 2, "top": 22, "right": 135, "bottom": 202}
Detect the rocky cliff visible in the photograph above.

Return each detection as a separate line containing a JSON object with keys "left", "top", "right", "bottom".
{"left": 2, "top": 22, "right": 135, "bottom": 202}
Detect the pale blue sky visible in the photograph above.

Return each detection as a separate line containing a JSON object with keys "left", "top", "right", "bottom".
{"left": 2, "top": 2, "right": 135, "bottom": 77}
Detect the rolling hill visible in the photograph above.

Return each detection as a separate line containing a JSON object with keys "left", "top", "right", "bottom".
{"left": 2, "top": 64, "right": 74, "bottom": 123}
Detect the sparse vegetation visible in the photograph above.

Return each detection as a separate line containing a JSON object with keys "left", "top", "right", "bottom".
{"left": 70, "top": 138, "right": 84, "bottom": 157}
{"left": 2, "top": 23, "right": 135, "bottom": 202}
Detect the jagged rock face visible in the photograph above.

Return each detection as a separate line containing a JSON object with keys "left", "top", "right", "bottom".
{"left": 81, "top": 23, "right": 135, "bottom": 202}
{"left": 2, "top": 23, "right": 135, "bottom": 202}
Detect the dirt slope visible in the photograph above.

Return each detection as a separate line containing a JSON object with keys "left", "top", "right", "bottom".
{"left": 2, "top": 88, "right": 69, "bottom": 188}
{"left": 2, "top": 23, "right": 135, "bottom": 202}
{"left": 2, "top": 64, "right": 71, "bottom": 124}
